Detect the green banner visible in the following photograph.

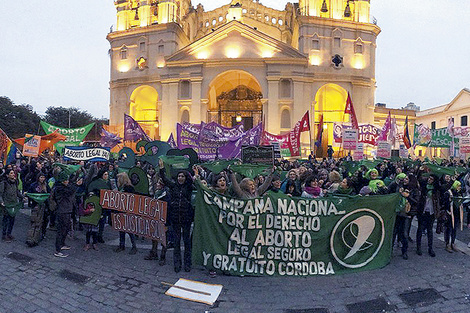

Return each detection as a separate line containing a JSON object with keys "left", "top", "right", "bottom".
{"left": 159, "top": 155, "right": 190, "bottom": 178}
{"left": 230, "top": 164, "right": 271, "bottom": 179}
{"left": 414, "top": 126, "right": 458, "bottom": 148}
{"left": 40, "top": 121, "right": 95, "bottom": 153}
{"left": 25, "top": 193, "right": 50, "bottom": 205}
{"left": 193, "top": 183, "right": 400, "bottom": 276}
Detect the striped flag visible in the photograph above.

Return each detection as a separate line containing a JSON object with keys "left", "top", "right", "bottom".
{"left": 403, "top": 116, "right": 412, "bottom": 149}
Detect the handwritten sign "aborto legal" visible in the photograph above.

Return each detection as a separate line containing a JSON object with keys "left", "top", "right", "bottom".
{"left": 100, "top": 190, "right": 168, "bottom": 245}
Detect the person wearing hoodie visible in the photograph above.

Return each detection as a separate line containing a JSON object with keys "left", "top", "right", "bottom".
{"left": 159, "top": 159, "right": 195, "bottom": 273}
{"left": 50, "top": 171, "right": 76, "bottom": 258}
{"left": 0, "top": 169, "right": 23, "bottom": 242}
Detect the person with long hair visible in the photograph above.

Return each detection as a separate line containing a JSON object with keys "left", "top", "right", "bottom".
{"left": 159, "top": 159, "right": 195, "bottom": 272}
{"left": 0, "top": 169, "right": 23, "bottom": 243}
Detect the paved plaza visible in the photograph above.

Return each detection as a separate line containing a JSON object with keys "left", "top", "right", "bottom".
{"left": 0, "top": 209, "right": 469, "bottom": 313}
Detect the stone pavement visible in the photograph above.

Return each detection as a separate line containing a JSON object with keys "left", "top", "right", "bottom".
{"left": 0, "top": 210, "right": 469, "bottom": 313}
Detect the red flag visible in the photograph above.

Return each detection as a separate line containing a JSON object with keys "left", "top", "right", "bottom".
{"left": 299, "top": 111, "right": 310, "bottom": 132}
{"left": 315, "top": 114, "right": 324, "bottom": 146}
{"left": 344, "top": 92, "right": 359, "bottom": 130}
{"left": 403, "top": 116, "right": 412, "bottom": 149}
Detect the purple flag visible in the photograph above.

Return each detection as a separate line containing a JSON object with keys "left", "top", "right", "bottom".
{"left": 167, "top": 133, "right": 177, "bottom": 149}
{"left": 124, "top": 114, "right": 151, "bottom": 142}
{"left": 100, "top": 128, "right": 122, "bottom": 149}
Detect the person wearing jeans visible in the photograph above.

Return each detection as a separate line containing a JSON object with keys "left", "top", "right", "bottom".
{"left": 50, "top": 171, "right": 75, "bottom": 258}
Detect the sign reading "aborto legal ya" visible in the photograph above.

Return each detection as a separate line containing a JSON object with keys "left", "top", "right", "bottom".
{"left": 100, "top": 190, "right": 167, "bottom": 245}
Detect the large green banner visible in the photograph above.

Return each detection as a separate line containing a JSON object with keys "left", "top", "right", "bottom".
{"left": 40, "top": 121, "right": 94, "bottom": 153}
{"left": 414, "top": 126, "right": 458, "bottom": 148}
{"left": 193, "top": 184, "right": 401, "bottom": 276}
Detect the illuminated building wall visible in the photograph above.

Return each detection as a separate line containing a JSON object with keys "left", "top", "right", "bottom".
{"left": 108, "top": 0, "right": 380, "bottom": 156}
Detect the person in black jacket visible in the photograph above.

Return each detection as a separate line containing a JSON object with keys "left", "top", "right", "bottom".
{"left": 158, "top": 159, "right": 194, "bottom": 273}
{"left": 50, "top": 171, "right": 76, "bottom": 258}
{"left": 416, "top": 174, "right": 440, "bottom": 257}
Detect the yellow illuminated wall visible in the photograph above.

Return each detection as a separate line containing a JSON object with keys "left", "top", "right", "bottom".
{"left": 299, "top": 0, "right": 370, "bottom": 23}
{"left": 129, "top": 85, "right": 159, "bottom": 139}
{"left": 314, "top": 83, "right": 348, "bottom": 146}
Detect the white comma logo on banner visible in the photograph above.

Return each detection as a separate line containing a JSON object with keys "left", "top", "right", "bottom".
{"left": 330, "top": 209, "right": 385, "bottom": 269}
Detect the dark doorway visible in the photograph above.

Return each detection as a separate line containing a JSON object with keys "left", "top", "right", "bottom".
{"left": 232, "top": 116, "right": 253, "bottom": 130}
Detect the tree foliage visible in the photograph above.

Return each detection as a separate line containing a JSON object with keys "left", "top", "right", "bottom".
{"left": 0, "top": 97, "right": 42, "bottom": 139}
{"left": 44, "top": 106, "right": 95, "bottom": 129}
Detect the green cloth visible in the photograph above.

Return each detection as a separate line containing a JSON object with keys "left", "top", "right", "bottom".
{"left": 343, "top": 160, "right": 381, "bottom": 175}
{"left": 365, "top": 169, "right": 379, "bottom": 180}
{"left": 230, "top": 164, "right": 271, "bottom": 179}
{"left": 200, "top": 160, "right": 239, "bottom": 174}
{"left": 40, "top": 121, "right": 95, "bottom": 154}
{"left": 25, "top": 193, "right": 50, "bottom": 205}
{"left": 424, "top": 163, "right": 466, "bottom": 177}
{"left": 192, "top": 182, "right": 401, "bottom": 276}
{"left": 53, "top": 163, "right": 81, "bottom": 176}
{"left": 369, "top": 179, "right": 385, "bottom": 193}
{"left": 452, "top": 180, "right": 461, "bottom": 190}
{"left": 79, "top": 196, "right": 102, "bottom": 226}
{"left": 159, "top": 155, "right": 190, "bottom": 178}
{"left": 4, "top": 202, "right": 22, "bottom": 217}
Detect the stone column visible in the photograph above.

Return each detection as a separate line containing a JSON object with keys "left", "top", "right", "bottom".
{"left": 190, "top": 80, "right": 202, "bottom": 123}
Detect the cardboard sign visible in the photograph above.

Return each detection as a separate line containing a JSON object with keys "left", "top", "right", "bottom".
{"left": 377, "top": 141, "right": 391, "bottom": 159}
{"left": 242, "top": 145, "right": 274, "bottom": 165}
{"left": 353, "top": 143, "right": 364, "bottom": 161}
{"left": 459, "top": 137, "right": 470, "bottom": 154}
{"left": 23, "top": 134, "right": 41, "bottom": 157}
{"left": 399, "top": 144, "right": 408, "bottom": 158}
{"left": 63, "top": 146, "right": 110, "bottom": 162}
{"left": 342, "top": 129, "right": 358, "bottom": 150}
{"left": 100, "top": 190, "right": 167, "bottom": 244}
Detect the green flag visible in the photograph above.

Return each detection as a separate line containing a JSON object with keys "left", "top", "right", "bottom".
{"left": 3, "top": 202, "right": 23, "bottom": 217}
{"left": 25, "top": 193, "right": 50, "bottom": 205}
{"left": 79, "top": 196, "right": 102, "bottom": 226}
{"left": 200, "top": 160, "right": 239, "bottom": 174}
{"left": 53, "top": 163, "right": 81, "bottom": 176}
{"left": 192, "top": 182, "right": 400, "bottom": 276}
{"left": 230, "top": 164, "right": 271, "bottom": 179}
{"left": 424, "top": 163, "right": 467, "bottom": 177}
{"left": 159, "top": 155, "right": 191, "bottom": 178}
{"left": 40, "top": 121, "right": 95, "bottom": 154}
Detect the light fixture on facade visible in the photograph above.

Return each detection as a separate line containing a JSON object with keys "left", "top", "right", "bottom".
{"left": 196, "top": 50, "right": 209, "bottom": 59}
{"left": 226, "top": 46, "right": 241, "bottom": 58}
{"left": 344, "top": 1, "right": 351, "bottom": 17}
{"left": 236, "top": 114, "right": 242, "bottom": 123}
{"left": 118, "top": 63, "right": 130, "bottom": 72}
{"left": 321, "top": 0, "right": 328, "bottom": 13}
{"left": 261, "top": 49, "right": 274, "bottom": 58}
{"left": 154, "top": 121, "right": 159, "bottom": 128}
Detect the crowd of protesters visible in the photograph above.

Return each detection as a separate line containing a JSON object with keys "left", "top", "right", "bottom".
{"left": 1, "top": 151, "right": 470, "bottom": 274}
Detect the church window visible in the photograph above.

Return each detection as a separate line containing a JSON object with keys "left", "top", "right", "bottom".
{"left": 205, "top": 21, "right": 210, "bottom": 27}
{"left": 280, "top": 79, "right": 292, "bottom": 99}
{"left": 461, "top": 116, "right": 468, "bottom": 126}
{"left": 431, "top": 121, "right": 436, "bottom": 129}
{"left": 179, "top": 80, "right": 191, "bottom": 99}
{"left": 334, "top": 37, "right": 341, "bottom": 48}
{"left": 158, "top": 45, "right": 164, "bottom": 54}
{"left": 272, "top": 17, "right": 277, "bottom": 24}
{"left": 242, "top": 9, "right": 247, "bottom": 14}
{"left": 354, "top": 42, "right": 363, "bottom": 54}
{"left": 120, "top": 48, "right": 127, "bottom": 60}
{"left": 140, "top": 42, "right": 146, "bottom": 52}
{"left": 281, "top": 109, "right": 291, "bottom": 129}
{"left": 278, "top": 19, "right": 283, "bottom": 25}
{"left": 219, "top": 16, "right": 223, "bottom": 22}
{"left": 212, "top": 19, "right": 217, "bottom": 25}
{"left": 181, "top": 110, "right": 190, "bottom": 123}
{"left": 312, "top": 38, "right": 320, "bottom": 50}
{"left": 265, "top": 15, "right": 270, "bottom": 22}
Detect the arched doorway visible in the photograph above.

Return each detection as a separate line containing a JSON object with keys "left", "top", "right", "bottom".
{"left": 314, "top": 84, "right": 348, "bottom": 156}
{"left": 129, "top": 85, "right": 160, "bottom": 140}
{"left": 207, "top": 70, "right": 263, "bottom": 130}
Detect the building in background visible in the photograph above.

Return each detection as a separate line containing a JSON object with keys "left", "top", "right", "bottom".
{"left": 107, "top": 0, "right": 380, "bottom": 157}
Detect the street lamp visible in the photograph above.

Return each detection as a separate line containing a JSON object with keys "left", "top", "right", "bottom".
{"left": 236, "top": 114, "right": 242, "bottom": 123}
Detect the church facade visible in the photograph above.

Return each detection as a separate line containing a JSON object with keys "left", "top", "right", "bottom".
{"left": 107, "top": 0, "right": 380, "bottom": 155}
